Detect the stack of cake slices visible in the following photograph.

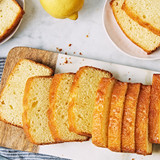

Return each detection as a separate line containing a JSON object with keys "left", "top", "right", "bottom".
{"left": 110, "top": 0, "right": 160, "bottom": 54}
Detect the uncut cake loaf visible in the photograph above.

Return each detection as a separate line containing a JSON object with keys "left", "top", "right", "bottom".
{"left": 0, "top": 59, "right": 53, "bottom": 127}
{"left": 110, "top": 0, "right": 160, "bottom": 54}
{"left": 0, "top": 0, "right": 24, "bottom": 42}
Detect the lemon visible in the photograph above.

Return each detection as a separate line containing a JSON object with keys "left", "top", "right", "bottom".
{"left": 40, "top": 0, "right": 84, "bottom": 20}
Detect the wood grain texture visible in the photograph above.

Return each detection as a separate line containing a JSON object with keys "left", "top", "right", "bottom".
{"left": 0, "top": 47, "right": 58, "bottom": 152}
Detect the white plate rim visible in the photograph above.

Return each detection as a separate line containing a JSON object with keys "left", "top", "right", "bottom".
{"left": 102, "top": 0, "right": 160, "bottom": 61}
{"left": 0, "top": 0, "right": 25, "bottom": 46}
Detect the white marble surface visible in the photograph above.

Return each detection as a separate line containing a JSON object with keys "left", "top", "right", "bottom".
{"left": 0, "top": 0, "right": 160, "bottom": 71}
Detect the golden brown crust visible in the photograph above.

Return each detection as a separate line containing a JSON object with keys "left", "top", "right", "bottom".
{"left": 136, "top": 85, "right": 152, "bottom": 155}
{"left": 110, "top": 0, "right": 160, "bottom": 54}
{"left": 0, "top": 0, "right": 25, "bottom": 42}
{"left": 23, "top": 77, "right": 36, "bottom": 144}
{"left": 108, "top": 81, "right": 128, "bottom": 152}
{"left": 122, "top": 1, "right": 160, "bottom": 37}
{"left": 0, "top": 59, "right": 53, "bottom": 127}
{"left": 68, "top": 66, "right": 112, "bottom": 137}
{"left": 23, "top": 59, "right": 54, "bottom": 75}
{"left": 23, "top": 76, "right": 55, "bottom": 145}
{"left": 48, "top": 74, "right": 63, "bottom": 142}
{"left": 48, "top": 73, "right": 75, "bottom": 142}
{"left": 149, "top": 74, "right": 160, "bottom": 144}
{"left": 68, "top": 68, "right": 92, "bottom": 137}
{"left": 0, "top": 58, "right": 54, "bottom": 95}
{"left": 0, "top": 116, "right": 22, "bottom": 128}
{"left": 68, "top": 70, "right": 80, "bottom": 135}
{"left": 92, "top": 77, "right": 116, "bottom": 148}
{"left": 0, "top": 60, "right": 27, "bottom": 127}
{"left": 122, "top": 83, "right": 141, "bottom": 153}
{"left": 0, "top": 58, "right": 54, "bottom": 100}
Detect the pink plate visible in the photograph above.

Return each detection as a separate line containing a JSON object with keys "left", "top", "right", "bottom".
{"left": 103, "top": 0, "right": 160, "bottom": 60}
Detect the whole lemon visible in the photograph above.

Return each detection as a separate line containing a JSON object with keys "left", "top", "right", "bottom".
{"left": 40, "top": 0, "right": 84, "bottom": 20}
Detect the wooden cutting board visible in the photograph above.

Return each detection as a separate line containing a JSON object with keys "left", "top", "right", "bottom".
{"left": 0, "top": 47, "right": 58, "bottom": 152}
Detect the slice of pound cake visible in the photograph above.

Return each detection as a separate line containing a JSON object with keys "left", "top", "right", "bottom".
{"left": 149, "top": 74, "right": 160, "bottom": 144}
{"left": 48, "top": 73, "right": 88, "bottom": 142}
{"left": 135, "top": 85, "right": 152, "bottom": 155}
{"left": 92, "top": 78, "right": 116, "bottom": 148}
{"left": 122, "top": 0, "right": 160, "bottom": 36}
{"left": 0, "top": 59, "right": 53, "bottom": 127}
{"left": 0, "top": 0, "right": 24, "bottom": 42}
{"left": 23, "top": 76, "right": 55, "bottom": 144}
{"left": 68, "top": 66, "right": 112, "bottom": 137}
{"left": 108, "top": 81, "right": 128, "bottom": 152}
{"left": 122, "top": 83, "right": 141, "bottom": 153}
{"left": 110, "top": 0, "right": 160, "bottom": 54}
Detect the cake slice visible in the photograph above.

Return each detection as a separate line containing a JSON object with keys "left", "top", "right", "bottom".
{"left": 110, "top": 0, "right": 160, "bottom": 54}
{"left": 136, "top": 85, "right": 152, "bottom": 155}
{"left": 68, "top": 66, "right": 112, "bottom": 137}
{"left": 48, "top": 73, "right": 88, "bottom": 142}
{"left": 0, "top": 59, "right": 53, "bottom": 127}
{"left": 92, "top": 78, "right": 116, "bottom": 147}
{"left": 108, "top": 81, "right": 128, "bottom": 152}
{"left": 149, "top": 74, "right": 160, "bottom": 144}
{"left": 122, "top": 0, "right": 160, "bottom": 36}
{"left": 0, "top": 0, "right": 24, "bottom": 42}
{"left": 122, "top": 83, "right": 141, "bottom": 153}
{"left": 23, "top": 76, "right": 55, "bottom": 144}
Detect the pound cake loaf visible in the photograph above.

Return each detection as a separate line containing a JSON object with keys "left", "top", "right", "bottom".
{"left": 48, "top": 73, "right": 88, "bottom": 142}
{"left": 110, "top": 0, "right": 160, "bottom": 54}
{"left": 68, "top": 66, "right": 112, "bottom": 137}
{"left": 0, "top": 0, "right": 24, "bottom": 42}
{"left": 23, "top": 76, "right": 55, "bottom": 144}
{"left": 122, "top": 0, "right": 160, "bottom": 36}
{"left": 136, "top": 85, "right": 152, "bottom": 155}
{"left": 122, "top": 83, "right": 141, "bottom": 153}
{"left": 92, "top": 78, "right": 116, "bottom": 148}
{"left": 149, "top": 74, "right": 160, "bottom": 144}
{"left": 0, "top": 59, "right": 53, "bottom": 127}
{"left": 108, "top": 81, "right": 128, "bottom": 152}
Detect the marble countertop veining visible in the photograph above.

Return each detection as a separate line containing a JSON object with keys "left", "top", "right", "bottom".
{"left": 0, "top": 0, "right": 160, "bottom": 72}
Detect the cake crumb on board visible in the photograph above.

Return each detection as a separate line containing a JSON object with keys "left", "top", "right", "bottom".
{"left": 56, "top": 47, "right": 62, "bottom": 52}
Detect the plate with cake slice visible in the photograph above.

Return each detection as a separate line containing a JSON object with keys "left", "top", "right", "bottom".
{"left": 103, "top": 0, "right": 160, "bottom": 60}
{"left": 0, "top": 0, "right": 25, "bottom": 45}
